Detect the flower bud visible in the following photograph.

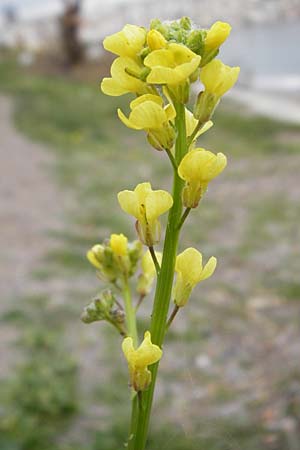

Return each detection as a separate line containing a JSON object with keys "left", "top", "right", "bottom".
{"left": 193, "top": 90, "right": 219, "bottom": 122}
{"left": 81, "top": 289, "right": 115, "bottom": 323}
{"left": 147, "top": 29, "right": 167, "bottom": 50}
{"left": 186, "top": 29, "right": 205, "bottom": 56}
{"left": 110, "top": 233, "right": 128, "bottom": 256}
{"left": 87, "top": 244, "right": 105, "bottom": 270}
{"left": 204, "top": 21, "right": 231, "bottom": 52}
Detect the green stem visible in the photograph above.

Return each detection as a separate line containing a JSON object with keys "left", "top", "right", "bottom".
{"left": 132, "top": 102, "right": 187, "bottom": 450}
{"left": 122, "top": 279, "right": 138, "bottom": 347}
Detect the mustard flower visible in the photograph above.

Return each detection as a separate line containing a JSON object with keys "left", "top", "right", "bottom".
{"left": 103, "top": 24, "right": 146, "bottom": 59}
{"left": 101, "top": 57, "right": 148, "bottom": 96}
{"left": 144, "top": 43, "right": 201, "bottom": 86}
{"left": 118, "top": 94, "right": 176, "bottom": 150}
{"left": 194, "top": 59, "right": 240, "bottom": 121}
{"left": 137, "top": 250, "right": 162, "bottom": 296}
{"left": 122, "top": 331, "right": 162, "bottom": 391}
{"left": 204, "top": 21, "right": 231, "bottom": 52}
{"left": 174, "top": 248, "right": 217, "bottom": 307}
{"left": 178, "top": 148, "right": 227, "bottom": 207}
{"left": 201, "top": 59, "right": 240, "bottom": 98}
{"left": 118, "top": 182, "right": 173, "bottom": 246}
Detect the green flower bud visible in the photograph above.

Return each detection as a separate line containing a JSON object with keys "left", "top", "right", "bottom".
{"left": 193, "top": 90, "right": 219, "bottom": 122}
{"left": 186, "top": 30, "right": 206, "bottom": 56}
{"left": 180, "top": 16, "right": 192, "bottom": 31}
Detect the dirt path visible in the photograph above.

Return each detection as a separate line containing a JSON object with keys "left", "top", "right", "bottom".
{"left": 0, "top": 95, "right": 65, "bottom": 305}
{"left": 0, "top": 95, "right": 67, "bottom": 376}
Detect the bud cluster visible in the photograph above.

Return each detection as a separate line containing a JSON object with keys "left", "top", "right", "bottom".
{"left": 81, "top": 289, "right": 126, "bottom": 335}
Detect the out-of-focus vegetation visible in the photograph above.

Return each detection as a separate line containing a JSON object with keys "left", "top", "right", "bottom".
{"left": 1, "top": 56, "right": 300, "bottom": 450}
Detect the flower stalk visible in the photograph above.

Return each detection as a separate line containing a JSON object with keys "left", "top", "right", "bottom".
{"left": 82, "top": 16, "right": 239, "bottom": 450}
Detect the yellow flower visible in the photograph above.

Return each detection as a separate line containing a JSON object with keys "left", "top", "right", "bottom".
{"left": 103, "top": 24, "right": 146, "bottom": 59}
{"left": 137, "top": 250, "right": 162, "bottom": 296}
{"left": 204, "top": 21, "right": 231, "bottom": 52}
{"left": 185, "top": 108, "right": 213, "bottom": 146}
{"left": 178, "top": 148, "right": 227, "bottom": 207}
{"left": 122, "top": 331, "right": 162, "bottom": 391}
{"left": 118, "top": 182, "right": 173, "bottom": 246}
{"left": 101, "top": 57, "right": 148, "bottom": 96}
{"left": 147, "top": 29, "right": 167, "bottom": 50}
{"left": 110, "top": 233, "right": 128, "bottom": 256}
{"left": 174, "top": 248, "right": 217, "bottom": 307}
{"left": 200, "top": 59, "right": 240, "bottom": 98}
{"left": 144, "top": 43, "right": 201, "bottom": 86}
{"left": 118, "top": 94, "right": 176, "bottom": 150}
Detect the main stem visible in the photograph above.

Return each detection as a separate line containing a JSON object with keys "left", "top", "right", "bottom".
{"left": 123, "top": 279, "right": 138, "bottom": 346}
{"left": 132, "top": 102, "right": 187, "bottom": 450}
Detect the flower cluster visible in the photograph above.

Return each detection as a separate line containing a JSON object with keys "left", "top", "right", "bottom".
{"left": 84, "top": 17, "right": 239, "bottom": 398}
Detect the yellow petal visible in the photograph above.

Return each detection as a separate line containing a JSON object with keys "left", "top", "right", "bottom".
{"left": 128, "top": 101, "right": 168, "bottom": 129}
{"left": 145, "top": 190, "right": 173, "bottom": 222}
{"left": 117, "top": 108, "right": 141, "bottom": 130}
{"left": 145, "top": 43, "right": 201, "bottom": 85}
{"left": 135, "top": 331, "right": 162, "bottom": 369}
{"left": 199, "top": 256, "right": 217, "bottom": 281}
{"left": 146, "top": 66, "right": 181, "bottom": 85}
{"left": 175, "top": 248, "right": 203, "bottom": 285}
{"left": 164, "top": 103, "right": 176, "bottom": 121}
{"left": 172, "top": 58, "right": 201, "bottom": 85}
{"left": 110, "top": 57, "right": 147, "bottom": 94}
{"left": 205, "top": 152, "right": 227, "bottom": 179}
{"left": 103, "top": 24, "right": 146, "bottom": 58}
{"left": 118, "top": 190, "right": 140, "bottom": 219}
{"left": 101, "top": 78, "right": 128, "bottom": 96}
{"left": 168, "top": 43, "right": 200, "bottom": 65}
{"left": 134, "top": 182, "right": 152, "bottom": 205}
{"left": 122, "top": 336, "right": 135, "bottom": 366}
{"left": 130, "top": 94, "right": 163, "bottom": 109}
{"left": 144, "top": 48, "right": 175, "bottom": 68}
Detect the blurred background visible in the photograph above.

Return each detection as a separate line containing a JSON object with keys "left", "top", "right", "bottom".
{"left": 1, "top": 1, "right": 300, "bottom": 449}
